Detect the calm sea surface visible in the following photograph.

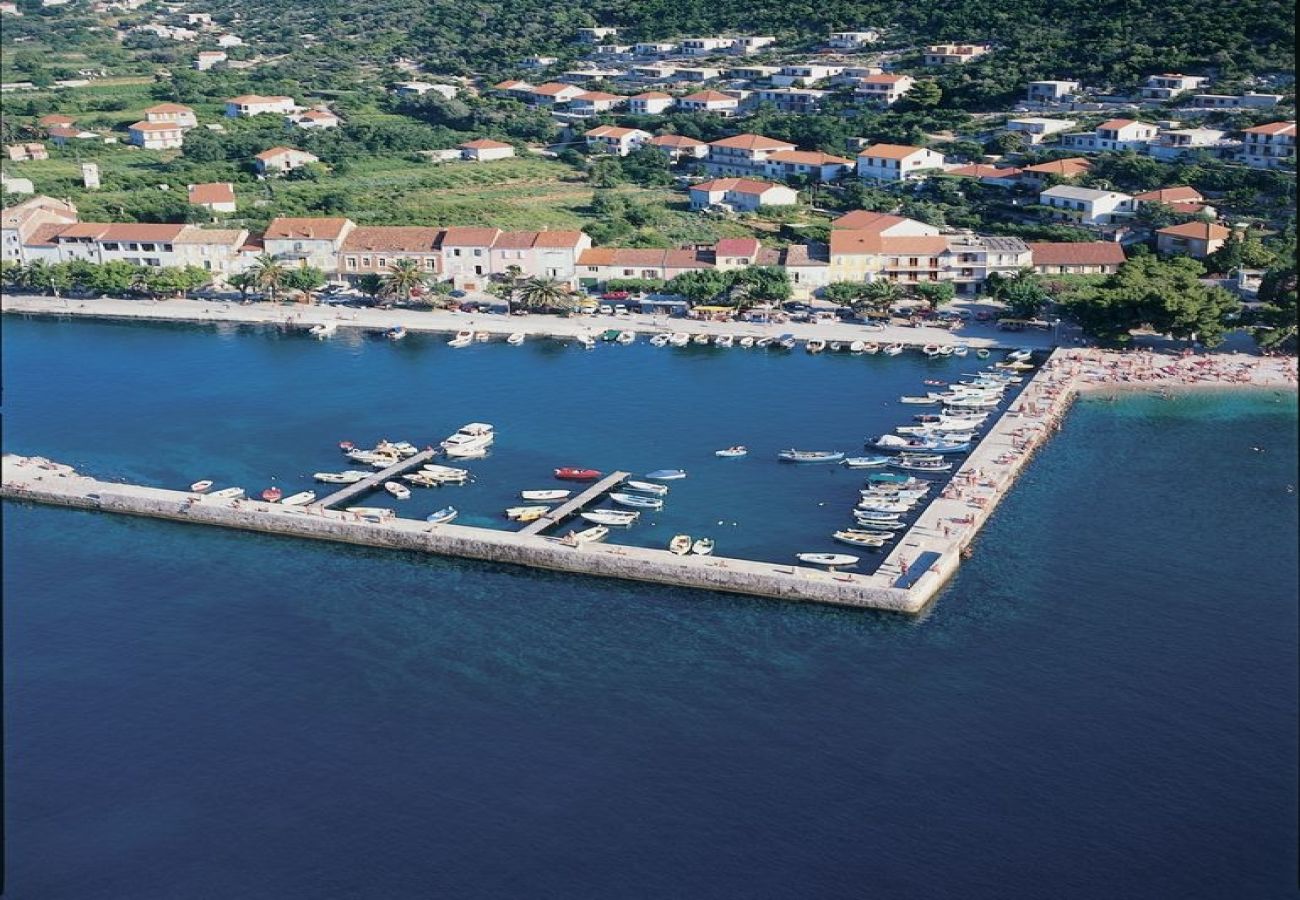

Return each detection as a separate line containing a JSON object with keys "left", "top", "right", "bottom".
{"left": 4, "top": 317, "right": 1297, "bottom": 898}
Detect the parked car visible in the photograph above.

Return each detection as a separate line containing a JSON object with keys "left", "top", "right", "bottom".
{"left": 598, "top": 304, "right": 614, "bottom": 315}
{"left": 449, "top": 290, "right": 467, "bottom": 298}
{"left": 614, "top": 304, "right": 628, "bottom": 316}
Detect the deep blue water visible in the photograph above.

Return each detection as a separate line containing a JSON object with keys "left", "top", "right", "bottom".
{"left": 3, "top": 317, "right": 1298, "bottom": 898}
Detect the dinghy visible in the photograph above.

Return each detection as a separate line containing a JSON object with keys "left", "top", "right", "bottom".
{"left": 384, "top": 481, "right": 411, "bottom": 500}
{"left": 448, "top": 331, "right": 473, "bottom": 348}
{"left": 562, "top": 525, "right": 608, "bottom": 545}
{"left": 521, "top": 489, "right": 571, "bottom": 502}
{"left": 610, "top": 492, "right": 663, "bottom": 510}
{"left": 261, "top": 487, "right": 283, "bottom": 502}
{"left": 209, "top": 487, "right": 244, "bottom": 500}
{"left": 507, "top": 332, "right": 525, "bottom": 346}
{"left": 669, "top": 535, "right": 692, "bottom": 555}
{"left": 555, "top": 467, "right": 602, "bottom": 481}
{"left": 426, "top": 506, "right": 458, "bottom": 524}
{"left": 644, "top": 469, "right": 686, "bottom": 480}
{"left": 797, "top": 553, "right": 859, "bottom": 568}
{"left": 581, "top": 509, "right": 640, "bottom": 526}
{"left": 833, "top": 530, "right": 888, "bottom": 548}
{"left": 691, "top": 538, "right": 714, "bottom": 556}
{"left": 506, "top": 505, "right": 551, "bottom": 520}
{"left": 190, "top": 480, "right": 214, "bottom": 493}
{"left": 625, "top": 480, "right": 668, "bottom": 495}
{"left": 280, "top": 491, "right": 316, "bottom": 506}
{"left": 842, "top": 456, "right": 891, "bottom": 469}
{"left": 777, "top": 449, "right": 844, "bottom": 463}
{"left": 714, "top": 446, "right": 748, "bottom": 458}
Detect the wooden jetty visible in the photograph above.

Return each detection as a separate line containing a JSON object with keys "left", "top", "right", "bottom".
{"left": 518, "top": 471, "right": 629, "bottom": 535}
{"left": 315, "top": 448, "right": 438, "bottom": 508}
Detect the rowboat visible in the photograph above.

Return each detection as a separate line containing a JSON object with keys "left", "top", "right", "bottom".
{"left": 669, "top": 535, "right": 692, "bottom": 555}
{"left": 385, "top": 326, "right": 406, "bottom": 340}
{"left": 862, "top": 342, "right": 880, "bottom": 354}
{"left": 996, "top": 360, "right": 1034, "bottom": 371}
{"left": 369, "top": 457, "right": 401, "bottom": 469}
{"left": 474, "top": 332, "right": 490, "bottom": 342}
{"left": 755, "top": 336, "right": 774, "bottom": 349}
{"left": 616, "top": 330, "right": 635, "bottom": 345}
{"left": 714, "top": 446, "right": 747, "bottom": 458}
{"left": 423, "top": 464, "right": 471, "bottom": 480}
{"left": 602, "top": 329, "right": 621, "bottom": 342}
{"left": 777, "top": 449, "right": 844, "bottom": 463}
{"left": 868, "top": 472, "right": 923, "bottom": 485}
{"left": 261, "top": 487, "right": 283, "bottom": 502}
{"left": 384, "top": 481, "right": 411, "bottom": 500}
{"left": 842, "top": 456, "right": 891, "bottom": 468}
{"left": 209, "top": 487, "right": 244, "bottom": 500}
{"left": 833, "top": 530, "right": 888, "bottom": 548}
{"left": 309, "top": 322, "right": 337, "bottom": 339}
{"left": 852, "top": 510, "right": 900, "bottom": 522}
{"left": 852, "top": 517, "right": 907, "bottom": 530}
{"left": 426, "top": 506, "right": 457, "bottom": 524}
{"left": 562, "top": 525, "right": 608, "bottom": 545}
{"left": 346, "top": 506, "right": 394, "bottom": 519}
{"left": 937, "top": 345, "right": 954, "bottom": 356}
{"left": 625, "top": 480, "right": 668, "bottom": 495}
{"left": 806, "top": 339, "right": 826, "bottom": 353}
{"left": 577, "top": 333, "right": 595, "bottom": 349}
{"left": 714, "top": 334, "right": 734, "bottom": 348}
{"left": 944, "top": 396, "right": 999, "bottom": 409}
{"left": 692, "top": 333, "right": 710, "bottom": 345}
{"left": 1007, "top": 348, "right": 1033, "bottom": 362}
{"left": 922, "top": 344, "right": 942, "bottom": 357}
{"left": 610, "top": 492, "right": 663, "bottom": 510}
{"left": 976, "top": 349, "right": 990, "bottom": 359}
{"left": 280, "top": 491, "right": 316, "bottom": 506}
{"left": 507, "top": 332, "right": 526, "bottom": 346}
{"left": 649, "top": 333, "right": 670, "bottom": 347}
{"left": 691, "top": 538, "right": 714, "bottom": 556}
{"left": 555, "top": 467, "right": 601, "bottom": 481}
{"left": 797, "top": 553, "right": 859, "bottom": 568}
{"left": 190, "top": 480, "right": 213, "bottom": 493}
{"left": 890, "top": 458, "right": 953, "bottom": 472}
{"left": 448, "top": 330, "right": 473, "bottom": 348}
{"left": 829, "top": 342, "right": 843, "bottom": 352}
{"left": 521, "top": 489, "right": 570, "bottom": 502}
{"left": 883, "top": 343, "right": 904, "bottom": 356}
{"left": 952, "top": 344, "right": 969, "bottom": 357}
{"left": 899, "top": 396, "right": 940, "bottom": 405}
{"left": 668, "top": 333, "right": 691, "bottom": 347}
{"left": 849, "top": 341, "right": 866, "bottom": 353}
{"left": 506, "top": 505, "right": 551, "bottom": 520}
{"left": 777, "top": 334, "right": 797, "bottom": 350}
{"left": 738, "top": 336, "right": 755, "bottom": 348}
{"left": 644, "top": 469, "right": 686, "bottom": 480}
{"left": 403, "top": 473, "right": 442, "bottom": 487}
{"left": 581, "top": 509, "right": 639, "bottom": 526}
{"left": 857, "top": 501, "right": 913, "bottom": 514}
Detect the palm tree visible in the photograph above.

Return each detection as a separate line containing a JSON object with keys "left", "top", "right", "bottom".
{"left": 381, "top": 258, "right": 428, "bottom": 305}
{"left": 513, "top": 276, "right": 572, "bottom": 313}
{"left": 856, "top": 279, "right": 902, "bottom": 315}
{"left": 250, "top": 253, "right": 287, "bottom": 304}
{"left": 1, "top": 261, "right": 27, "bottom": 289}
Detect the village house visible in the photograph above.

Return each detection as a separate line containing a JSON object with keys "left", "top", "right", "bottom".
{"left": 1146, "top": 127, "right": 1232, "bottom": 161}
{"left": 627, "top": 91, "right": 675, "bottom": 115}
{"left": 576, "top": 27, "right": 619, "bottom": 44}
{"left": 730, "top": 65, "right": 780, "bottom": 82}
{"left": 458, "top": 139, "right": 515, "bottom": 161}
{"left": 590, "top": 44, "right": 634, "bottom": 59}
{"left": 628, "top": 64, "right": 680, "bottom": 82}
{"left": 392, "top": 82, "right": 458, "bottom": 100}
{"left": 493, "top": 79, "right": 535, "bottom": 98}
{"left": 488, "top": 229, "right": 591, "bottom": 284}
{"left": 828, "top": 30, "right": 881, "bottom": 49}
{"left": 49, "top": 222, "right": 191, "bottom": 267}
{"left": 1156, "top": 221, "right": 1231, "bottom": 258}
{"left": 689, "top": 178, "right": 799, "bottom": 211}
{"left": 263, "top": 217, "right": 355, "bottom": 270}
{"left": 831, "top": 210, "right": 943, "bottom": 235}
{"left": 194, "top": 51, "right": 227, "bottom": 71}
{"left": 753, "top": 88, "right": 829, "bottom": 114}
{"left": 254, "top": 146, "right": 319, "bottom": 175}
{"left": 184, "top": 13, "right": 212, "bottom": 25}
{"left": 529, "top": 82, "right": 586, "bottom": 105}
{"left": 188, "top": 182, "right": 238, "bottom": 214}
{"left": 731, "top": 36, "right": 777, "bottom": 55}
{"left": 944, "top": 235, "right": 1033, "bottom": 294}
{"left": 827, "top": 227, "right": 949, "bottom": 285}
{"left": 1133, "top": 186, "right": 1216, "bottom": 217}
{"left": 944, "top": 164, "right": 1024, "bottom": 188}
{"left": 1004, "top": 117, "right": 1077, "bottom": 145}
{"left": 127, "top": 120, "right": 185, "bottom": 150}
{"left": 576, "top": 246, "right": 712, "bottom": 286}
{"left": 1061, "top": 118, "right": 1159, "bottom": 152}
{"left": 1, "top": 195, "right": 77, "bottom": 264}
{"left": 1190, "top": 92, "right": 1282, "bottom": 110}
{"left": 439, "top": 226, "right": 501, "bottom": 287}
{"left": 678, "top": 90, "right": 740, "bottom": 116}
{"left": 215, "top": 34, "right": 243, "bottom": 48}
{"left": 0, "top": 171, "right": 34, "bottom": 195}
{"left": 287, "top": 108, "right": 341, "bottom": 130}
{"left": 225, "top": 95, "right": 296, "bottom": 117}
{"left": 1140, "top": 73, "right": 1208, "bottom": 101}
{"left": 38, "top": 113, "right": 77, "bottom": 130}
{"left": 647, "top": 134, "right": 709, "bottom": 162}
{"left": 771, "top": 65, "right": 843, "bottom": 87}
{"left": 1028, "top": 241, "right": 1126, "bottom": 275}
{"left": 833, "top": 66, "right": 885, "bottom": 86}
{"left": 1025, "top": 80, "right": 1081, "bottom": 103}
{"left": 763, "top": 150, "right": 853, "bottom": 182}
{"left": 521, "top": 56, "right": 559, "bottom": 69}
{"left": 47, "top": 125, "right": 101, "bottom": 146}
{"left": 1038, "top": 185, "right": 1135, "bottom": 226}
{"left": 634, "top": 43, "right": 677, "bottom": 57}
{"left": 568, "top": 91, "right": 626, "bottom": 117}
{"left": 856, "top": 144, "right": 946, "bottom": 183}
{"left": 923, "top": 44, "right": 991, "bottom": 65}
{"left": 1238, "top": 121, "right": 1295, "bottom": 168}
{"left": 712, "top": 237, "right": 762, "bottom": 270}
{"left": 705, "top": 133, "right": 797, "bottom": 175}
{"left": 676, "top": 67, "right": 724, "bottom": 82}
{"left": 1017, "top": 157, "right": 1092, "bottom": 185}
{"left": 339, "top": 226, "right": 445, "bottom": 280}
{"left": 584, "top": 125, "right": 651, "bottom": 156}
{"left": 173, "top": 227, "right": 251, "bottom": 277}
{"left": 855, "top": 74, "right": 915, "bottom": 107}
{"left": 6, "top": 143, "right": 48, "bottom": 161}
{"left": 679, "top": 37, "right": 735, "bottom": 57}
{"left": 0, "top": 2, "right": 21, "bottom": 14}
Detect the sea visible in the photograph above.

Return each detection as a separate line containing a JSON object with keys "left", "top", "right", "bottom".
{"left": 3, "top": 315, "right": 1297, "bottom": 899}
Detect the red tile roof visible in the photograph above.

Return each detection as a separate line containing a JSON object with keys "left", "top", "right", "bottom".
{"left": 458, "top": 138, "right": 512, "bottom": 149}
{"left": 1020, "top": 157, "right": 1092, "bottom": 177}
{"left": 1028, "top": 241, "right": 1126, "bottom": 266}
{"left": 128, "top": 121, "right": 182, "bottom": 132}
{"left": 341, "top": 226, "right": 445, "bottom": 253}
{"left": 1157, "top": 222, "right": 1231, "bottom": 241}
{"left": 683, "top": 91, "right": 736, "bottom": 103}
{"left": 264, "top": 217, "right": 351, "bottom": 240}
{"left": 830, "top": 210, "right": 910, "bottom": 231}
{"left": 188, "top": 182, "right": 236, "bottom": 205}
{"left": 1243, "top": 121, "right": 1295, "bottom": 136}
{"left": 691, "top": 177, "right": 784, "bottom": 196}
{"left": 708, "top": 133, "right": 794, "bottom": 150}
{"left": 1133, "top": 186, "right": 1203, "bottom": 204}
{"left": 144, "top": 103, "right": 194, "bottom": 114}
{"left": 715, "top": 237, "right": 761, "bottom": 257}
{"left": 946, "top": 164, "right": 1022, "bottom": 179}
{"left": 765, "top": 150, "right": 852, "bottom": 166}
{"left": 530, "top": 230, "right": 585, "bottom": 248}
{"left": 858, "top": 143, "right": 931, "bottom": 160}
{"left": 440, "top": 226, "right": 501, "bottom": 246}
{"left": 648, "top": 134, "right": 705, "bottom": 148}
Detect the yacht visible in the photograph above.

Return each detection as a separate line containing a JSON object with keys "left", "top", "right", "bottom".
{"left": 441, "top": 422, "right": 495, "bottom": 458}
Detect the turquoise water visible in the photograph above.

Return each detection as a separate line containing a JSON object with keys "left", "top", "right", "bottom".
{"left": 3, "top": 317, "right": 1297, "bottom": 898}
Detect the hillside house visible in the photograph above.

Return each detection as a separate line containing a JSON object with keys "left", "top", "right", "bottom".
{"left": 263, "top": 216, "right": 355, "bottom": 269}
{"left": 689, "top": 178, "right": 799, "bottom": 211}
{"left": 627, "top": 92, "right": 675, "bottom": 114}
{"left": 856, "top": 144, "right": 946, "bottom": 183}
{"left": 393, "top": 82, "right": 458, "bottom": 100}
{"left": 1133, "top": 186, "right": 1215, "bottom": 217}
{"left": 753, "top": 88, "right": 829, "bottom": 114}
{"left": 127, "top": 121, "right": 184, "bottom": 150}
{"left": 771, "top": 65, "right": 843, "bottom": 87}
{"left": 1028, "top": 241, "right": 1125, "bottom": 275}
{"left": 1005, "top": 117, "right": 1076, "bottom": 145}
{"left": 458, "top": 139, "right": 515, "bottom": 161}
{"left": 529, "top": 82, "right": 586, "bottom": 105}
{"left": 584, "top": 125, "right": 651, "bottom": 156}
{"left": 854, "top": 74, "right": 914, "bottom": 107}
{"left": 225, "top": 95, "right": 296, "bottom": 117}
{"left": 763, "top": 150, "right": 853, "bottom": 182}
{"left": 1140, "top": 73, "right": 1208, "bottom": 101}
{"left": 1061, "top": 118, "right": 1159, "bottom": 152}
{"left": 678, "top": 91, "right": 740, "bottom": 115}
{"left": 188, "top": 182, "right": 237, "bottom": 214}
{"left": 1017, "top": 157, "right": 1092, "bottom": 185}
{"left": 6, "top": 143, "right": 48, "bottom": 161}
{"left": 1038, "top": 185, "right": 1134, "bottom": 225}
{"left": 1156, "top": 221, "right": 1231, "bottom": 257}
{"left": 194, "top": 51, "right": 227, "bottom": 71}
{"left": 287, "top": 109, "right": 341, "bottom": 130}
{"left": 568, "top": 91, "right": 626, "bottom": 116}
{"left": 254, "top": 146, "right": 319, "bottom": 175}
{"left": 1238, "top": 121, "right": 1295, "bottom": 168}
{"left": 647, "top": 134, "right": 709, "bottom": 162}
{"left": 705, "top": 133, "right": 797, "bottom": 175}
{"left": 923, "top": 44, "right": 990, "bottom": 65}
{"left": 1025, "top": 81, "right": 1081, "bottom": 103}
{"left": 828, "top": 31, "right": 881, "bottom": 49}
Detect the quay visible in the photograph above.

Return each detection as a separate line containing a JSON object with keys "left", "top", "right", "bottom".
{"left": 519, "top": 471, "right": 629, "bottom": 535}
{"left": 315, "top": 448, "right": 438, "bottom": 509}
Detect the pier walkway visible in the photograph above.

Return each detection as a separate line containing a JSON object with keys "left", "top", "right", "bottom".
{"left": 315, "top": 449, "right": 438, "bottom": 509}
{"left": 519, "top": 471, "right": 629, "bottom": 536}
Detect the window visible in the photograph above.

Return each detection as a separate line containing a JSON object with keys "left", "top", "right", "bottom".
{"left": 162, "top": 244, "right": 173, "bottom": 252}
{"left": 474, "top": 265, "right": 483, "bottom": 275}
{"left": 345, "top": 257, "right": 357, "bottom": 269}
{"left": 452, "top": 248, "right": 462, "bottom": 257}
{"left": 361, "top": 257, "right": 371, "bottom": 267}
{"left": 378, "top": 257, "right": 387, "bottom": 268}
{"left": 424, "top": 259, "right": 436, "bottom": 270}
{"left": 102, "top": 242, "right": 119, "bottom": 251}
{"left": 128, "top": 243, "right": 140, "bottom": 251}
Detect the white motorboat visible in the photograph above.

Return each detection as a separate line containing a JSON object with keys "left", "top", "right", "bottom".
{"left": 625, "top": 480, "right": 669, "bottom": 495}
{"left": 507, "top": 332, "right": 526, "bottom": 346}
{"left": 577, "top": 333, "right": 596, "bottom": 349}
{"left": 562, "top": 525, "right": 609, "bottom": 545}
{"left": 369, "top": 457, "right": 401, "bottom": 470}
{"left": 899, "top": 396, "right": 940, "bottom": 405}
{"left": 616, "top": 330, "right": 635, "bottom": 344}
{"left": 842, "top": 456, "right": 890, "bottom": 468}
{"left": 805, "top": 339, "right": 826, "bottom": 353}
{"left": 692, "top": 333, "right": 710, "bottom": 345}
{"left": 668, "top": 535, "right": 692, "bottom": 555}
{"left": 506, "top": 505, "right": 551, "bottom": 520}
{"left": 442, "top": 422, "right": 494, "bottom": 458}
{"left": 426, "top": 506, "right": 457, "bottom": 524}
{"left": 797, "top": 553, "right": 859, "bottom": 568}
{"left": 423, "top": 464, "right": 471, "bottom": 479}
{"left": 403, "top": 473, "right": 442, "bottom": 487}
{"left": 521, "top": 489, "right": 571, "bottom": 502}
{"left": 883, "top": 343, "right": 904, "bottom": 356}
{"left": 714, "top": 446, "right": 747, "bottom": 458}
{"left": 849, "top": 340, "right": 866, "bottom": 353}
{"left": 190, "top": 479, "right": 214, "bottom": 493}
{"left": 862, "top": 342, "right": 881, "bottom": 354}
{"left": 649, "top": 333, "right": 670, "bottom": 347}
{"left": 280, "top": 491, "right": 316, "bottom": 506}
{"left": 938, "top": 345, "right": 954, "bottom": 356}
{"left": 714, "top": 334, "right": 734, "bottom": 348}
{"left": 581, "top": 509, "right": 639, "bottom": 526}
{"left": 778, "top": 449, "right": 845, "bottom": 463}
{"left": 643, "top": 469, "right": 686, "bottom": 480}
{"left": 474, "top": 332, "right": 491, "bottom": 342}
{"left": 1007, "top": 348, "right": 1033, "bottom": 362}
{"left": 755, "top": 336, "right": 775, "bottom": 349}
{"left": 610, "top": 492, "right": 663, "bottom": 510}
{"left": 309, "top": 322, "right": 337, "bottom": 339}
{"left": 738, "top": 336, "right": 755, "bottom": 348}
{"left": 345, "top": 506, "right": 395, "bottom": 519}
{"left": 669, "top": 332, "right": 691, "bottom": 347}
{"left": 691, "top": 538, "right": 714, "bottom": 556}
{"left": 208, "top": 487, "right": 244, "bottom": 500}
{"left": 384, "top": 481, "right": 411, "bottom": 500}
{"left": 315, "top": 471, "right": 368, "bottom": 484}
{"left": 833, "top": 530, "right": 888, "bottom": 549}
{"left": 952, "top": 344, "right": 969, "bottom": 357}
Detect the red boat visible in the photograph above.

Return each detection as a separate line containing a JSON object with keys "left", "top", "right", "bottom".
{"left": 261, "top": 487, "right": 283, "bottom": 502}
{"left": 554, "top": 468, "right": 602, "bottom": 481}
{"left": 338, "top": 440, "right": 355, "bottom": 451}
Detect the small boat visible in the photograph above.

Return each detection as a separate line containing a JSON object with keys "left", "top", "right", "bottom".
{"left": 668, "top": 535, "right": 692, "bottom": 555}
{"left": 309, "top": 322, "right": 337, "bottom": 339}
{"left": 922, "top": 344, "right": 942, "bottom": 357}
{"left": 890, "top": 458, "right": 954, "bottom": 472}
{"left": 806, "top": 339, "right": 826, "bottom": 354}
{"left": 777, "top": 334, "right": 796, "bottom": 350}
{"left": 852, "top": 517, "right": 907, "bottom": 531}
{"left": 883, "top": 343, "right": 904, "bottom": 356}
{"left": 385, "top": 326, "right": 407, "bottom": 340}
{"left": 714, "top": 334, "right": 734, "bottom": 348}
{"left": 209, "top": 487, "right": 244, "bottom": 500}
{"left": 338, "top": 440, "right": 355, "bottom": 451}
{"left": 868, "top": 472, "right": 923, "bottom": 485}
{"left": 829, "top": 342, "right": 843, "bottom": 352}
{"left": 581, "top": 509, "right": 639, "bottom": 526}
{"left": 976, "top": 349, "right": 990, "bottom": 359}
{"left": 562, "top": 525, "right": 609, "bottom": 545}
{"left": 261, "top": 487, "right": 283, "bottom": 502}
{"left": 738, "top": 336, "right": 754, "bottom": 348}
{"left": 280, "top": 491, "right": 316, "bottom": 506}
{"left": 602, "top": 329, "right": 621, "bottom": 343}
{"left": 426, "top": 506, "right": 458, "bottom": 524}
{"left": 521, "top": 489, "right": 570, "bottom": 502}
{"left": 714, "top": 446, "right": 747, "bottom": 458}
{"left": 857, "top": 500, "right": 912, "bottom": 514}
{"left": 691, "top": 538, "right": 714, "bottom": 556}
{"left": 448, "top": 331, "right": 473, "bottom": 348}
{"left": 346, "top": 506, "right": 395, "bottom": 519}
{"left": 937, "top": 345, "right": 954, "bottom": 357}
{"left": 644, "top": 469, "right": 686, "bottom": 480}
{"left": 616, "top": 330, "right": 635, "bottom": 345}
{"left": 403, "top": 473, "right": 441, "bottom": 487}
{"left": 797, "top": 553, "right": 859, "bottom": 568}
{"left": 610, "top": 492, "right": 663, "bottom": 510}
{"left": 442, "top": 422, "right": 495, "bottom": 458}
{"left": 649, "top": 333, "right": 670, "bottom": 347}
{"left": 778, "top": 449, "right": 844, "bottom": 463}
{"left": 842, "top": 456, "right": 891, "bottom": 469}
{"left": 190, "top": 479, "right": 214, "bottom": 493}
{"left": 899, "top": 396, "right": 940, "bottom": 405}
{"left": 923, "top": 379, "right": 947, "bottom": 387}
{"left": 423, "top": 464, "right": 471, "bottom": 480}
{"left": 688, "top": 333, "right": 707, "bottom": 345}
{"left": 668, "top": 332, "right": 691, "bottom": 347}
{"left": 862, "top": 342, "right": 880, "bottom": 354}
{"left": 833, "top": 530, "right": 888, "bottom": 549}
{"left": 369, "top": 457, "right": 402, "bottom": 470}
{"left": 506, "top": 505, "right": 551, "bottom": 520}
{"left": 952, "top": 344, "right": 969, "bottom": 357}
{"left": 384, "top": 481, "right": 411, "bottom": 500}
{"left": 849, "top": 341, "right": 866, "bottom": 354}
{"left": 996, "top": 360, "right": 1034, "bottom": 371}
{"left": 625, "top": 480, "right": 668, "bottom": 495}
{"left": 474, "top": 332, "right": 490, "bottom": 342}
{"left": 507, "top": 332, "right": 526, "bottom": 346}
{"left": 1007, "top": 348, "right": 1033, "bottom": 362}
{"left": 755, "top": 336, "right": 775, "bottom": 349}
{"left": 577, "top": 333, "right": 596, "bottom": 349}
{"left": 555, "top": 467, "right": 602, "bottom": 481}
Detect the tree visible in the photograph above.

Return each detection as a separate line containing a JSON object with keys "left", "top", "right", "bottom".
{"left": 588, "top": 156, "right": 624, "bottom": 188}
{"left": 666, "top": 270, "right": 732, "bottom": 304}
{"left": 228, "top": 271, "right": 258, "bottom": 302}
{"left": 986, "top": 269, "right": 1050, "bottom": 319}
{"left": 734, "top": 266, "right": 791, "bottom": 306}
{"left": 899, "top": 80, "right": 942, "bottom": 110}
{"left": 1252, "top": 264, "right": 1297, "bottom": 351}
{"left": 911, "top": 281, "right": 955, "bottom": 312}
{"left": 821, "top": 281, "right": 871, "bottom": 306}
{"left": 1205, "top": 229, "right": 1277, "bottom": 274}
{"left": 25, "top": 261, "right": 70, "bottom": 298}
{"left": 513, "top": 276, "right": 572, "bottom": 312}
{"left": 355, "top": 273, "right": 385, "bottom": 302}
{"left": 250, "top": 253, "right": 288, "bottom": 303}
{"left": 90, "top": 261, "right": 143, "bottom": 296}
{"left": 858, "top": 280, "right": 903, "bottom": 314}
{"left": 284, "top": 266, "right": 327, "bottom": 304}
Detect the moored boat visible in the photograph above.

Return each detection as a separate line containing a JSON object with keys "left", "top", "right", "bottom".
{"left": 797, "top": 553, "right": 859, "bottom": 568}
{"left": 976, "top": 348, "right": 990, "bottom": 359}
{"left": 806, "top": 338, "right": 826, "bottom": 354}
{"left": 448, "top": 331, "right": 473, "bottom": 348}
{"left": 849, "top": 340, "right": 866, "bottom": 353}
{"left": 777, "top": 333, "right": 797, "bottom": 350}
{"left": 261, "top": 487, "right": 283, "bottom": 502}
{"left": 384, "top": 481, "right": 411, "bottom": 500}
{"left": 692, "top": 333, "right": 710, "bottom": 345}
{"left": 426, "top": 506, "right": 457, "bottom": 524}
{"left": 737, "top": 336, "right": 755, "bottom": 348}
{"left": 309, "top": 322, "right": 337, "bottom": 339}
{"left": 755, "top": 336, "right": 775, "bottom": 349}
{"left": 883, "top": 343, "right": 904, "bottom": 356}
{"left": 625, "top": 480, "right": 668, "bottom": 495}
{"left": 506, "top": 505, "right": 550, "bottom": 520}
{"left": 442, "top": 422, "right": 495, "bottom": 458}
{"left": 649, "top": 333, "right": 670, "bottom": 347}
{"left": 610, "top": 492, "right": 663, "bottom": 510}
{"left": 562, "top": 525, "right": 608, "bottom": 545}
{"left": 345, "top": 506, "right": 394, "bottom": 519}
{"left": 507, "top": 332, "right": 525, "bottom": 346}
{"left": 922, "top": 344, "right": 942, "bottom": 357}
{"left": 280, "top": 490, "right": 316, "bottom": 506}
{"left": 385, "top": 326, "right": 406, "bottom": 340}
{"left": 668, "top": 333, "right": 691, "bottom": 347}
{"left": 521, "top": 489, "right": 570, "bottom": 502}
{"left": 668, "top": 535, "right": 692, "bottom": 555}
{"left": 190, "top": 479, "right": 214, "bottom": 493}
{"left": 899, "top": 395, "right": 940, "bottom": 405}
{"left": 842, "top": 456, "right": 891, "bottom": 468}
{"left": 643, "top": 469, "right": 686, "bottom": 480}
{"left": 581, "top": 509, "right": 639, "bottom": 526}
{"left": 209, "top": 487, "right": 244, "bottom": 500}
{"left": 555, "top": 467, "right": 602, "bottom": 481}
{"left": 714, "top": 334, "right": 734, "bottom": 348}
{"left": 714, "top": 446, "right": 747, "bottom": 458}
{"left": 777, "top": 449, "right": 844, "bottom": 463}
{"left": 616, "top": 330, "right": 635, "bottom": 345}
{"left": 691, "top": 538, "right": 714, "bottom": 556}
{"left": 833, "top": 530, "right": 888, "bottom": 548}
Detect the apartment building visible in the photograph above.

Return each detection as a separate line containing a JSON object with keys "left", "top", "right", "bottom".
{"left": 704, "top": 133, "right": 797, "bottom": 175}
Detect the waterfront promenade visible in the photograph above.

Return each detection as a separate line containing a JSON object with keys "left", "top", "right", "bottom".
{"left": 0, "top": 292, "right": 1058, "bottom": 350}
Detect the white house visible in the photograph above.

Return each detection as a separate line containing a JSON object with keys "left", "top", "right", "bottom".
{"left": 763, "top": 150, "right": 853, "bottom": 182}
{"left": 568, "top": 90, "right": 626, "bottom": 116}
{"left": 855, "top": 74, "right": 914, "bottom": 107}
{"left": 676, "top": 67, "right": 723, "bottom": 82}
{"left": 1238, "top": 121, "right": 1295, "bottom": 168}
{"left": 1038, "top": 185, "right": 1134, "bottom": 225}
{"left": 731, "top": 36, "right": 776, "bottom": 55}
{"left": 194, "top": 51, "right": 227, "bottom": 71}
{"left": 1146, "top": 127, "right": 1231, "bottom": 161}
{"left": 647, "top": 134, "right": 709, "bottom": 162}
{"left": 393, "top": 81, "right": 458, "bottom": 100}
{"left": 1140, "top": 73, "right": 1208, "bottom": 101}
{"left": 215, "top": 34, "right": 243, "bottom": 48}
{"left": 584, "top": 125, "right": 651, "bottom": 156}
{"left": 627, "top": 91, "right": 675, "bottom": 115}
{"left": 458, "top": 139, "right": 515, "bottom": 161}
{"left": 576, "top": 27, "right": 619, "bottom": 44}
{"left": 127, "top": 121, "right": 184, "bottom": 150}
{"left": 730, "top": 65, "right": 781, "bottom": 82}
{"left": 923, "top": 44, "right": 990, "bottom": 65}
{"left": 263, "top": 216, "right": 355, "bottom": 270}
{"left": 1190, "top": 93, "right": 1282, "bottom": 110}
{"left": 753, "top": 88, "right": 828, "bottom": 114}
{"left": 679, "top": 37, "right": 734, "bottom": 56}
{"left": 771, "top": 65, "right": 843, "bottom": 87}
{"left": 254, "top": 146, "right": 319, "bottom": 175}
{"left": 287, "top": 108, "right": 341, "bottom": 130}
{"left": 634, "top": 43, "right": 677, "bottom": 57}
{"left": 188, "top": 182, "right": 237, "bottom": 213}
{"left": 529, "top": 82, "right": 586, "bottom": 105}
{"left": 521, "top": 56, "right": 559, "bottom": 69}
{"left": 1026, "top": 80, "right": 1080, "bottom": 103}
{"left": 142, "top": 103, "right": 197, "bottom": 129}
{"left": 689, "top": 178, "right": 799, "bottom": 211}
{"left": 678, "top": 90, "right": 740, "bottom": 115}
{"left": 1061, "top": 118, "right": 1159, "bottom": 152}
{"left": 856, "top": 144, "right": 946, "bottom": 182}
{"left": 705, "top": 133, "right": 797, "bottom": 175}
{"left": 828, "top": 31, "right": 881, "bottom": 49}
{"left": 225, "top": 95, "right": 296, "bottom": 117}
{"left": 1005, "top": 117, "right": 1077, "bottom": 144}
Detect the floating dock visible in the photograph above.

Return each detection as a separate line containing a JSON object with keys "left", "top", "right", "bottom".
{"left": 315, "top": 448, "right": 438, "bottom": 508}
{"left": 518, "top": 471, "right": 629, "bottom": 535}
